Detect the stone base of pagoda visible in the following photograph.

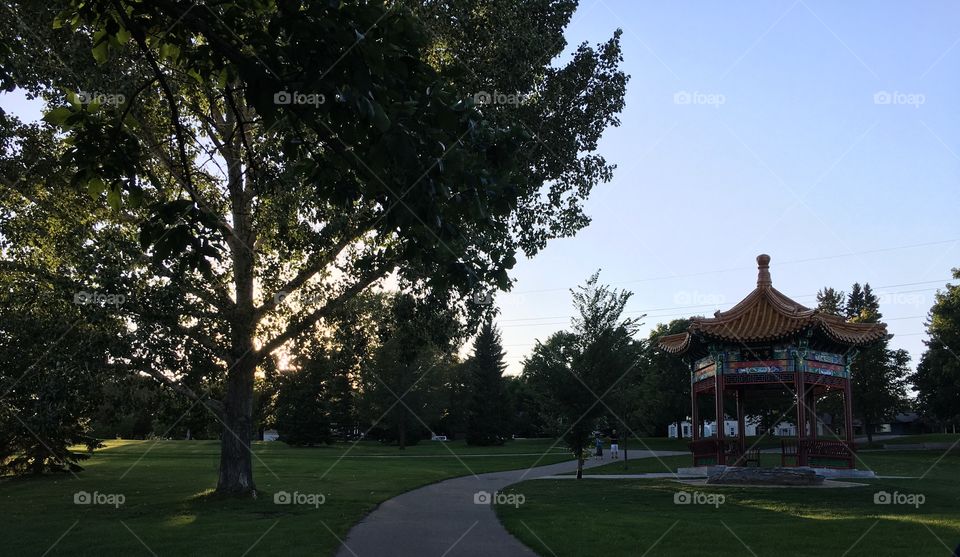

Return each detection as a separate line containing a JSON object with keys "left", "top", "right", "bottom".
{"left": 677, "top": 465, "right": 876, "bottom": 480}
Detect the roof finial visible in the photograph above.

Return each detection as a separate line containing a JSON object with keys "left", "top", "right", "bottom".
{"left": 757, "top": 254, "right": 772, "bottom": 287}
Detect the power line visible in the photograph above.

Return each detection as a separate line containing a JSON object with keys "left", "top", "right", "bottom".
{"left": 498, "top": 282, "right": 950, "bottom": 327}
{"left": 511, "top": 239, "right": 960, "bottom": 295}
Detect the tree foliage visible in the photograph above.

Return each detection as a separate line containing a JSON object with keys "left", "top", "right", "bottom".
{"left": 464, "top": 320, "right": 510, "bottom": 446}
{"left": 911, "top": 270, "right": 960, "bottom": 428}
{"left": 1, "top": 0, "right": 626, "bottom": 492}
{"left": 522, "top": 272, "right": 640, "bottom": 478}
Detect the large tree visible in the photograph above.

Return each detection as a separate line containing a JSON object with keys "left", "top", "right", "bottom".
{"left": 911, "top": 269, "right": 960, "bottom": 429}
{"left": 2, "top": 1, "right": 627, "bottom": 494}
{"left": 359, "top": 294, "right": 456, "bottom": 449}
{"left": 637, "top": 319, "right": 691, "bottom": 438}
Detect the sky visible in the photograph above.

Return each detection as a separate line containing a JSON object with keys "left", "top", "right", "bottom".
{"left": 495, "top": 0, "right": 960, "bottom": 374}
{"left": 2, "top": 0, "right": 958, "bottom": 378}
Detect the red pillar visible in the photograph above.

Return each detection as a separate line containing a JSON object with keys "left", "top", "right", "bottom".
{"left": 844, "top": 379, "right": 855, "bottom": 445}
{"left": 715, "top": 371, "right": 725, "bottom": 465}
{"left": 691, "top": 389, "right": 700, "bottom": 441}
{"left": 808, "top": 388, "right": 818, "bottom": 441}
{"left": 794, "top": 371, "right": 807, "bottom": 466}
{"left": 736, "top": 388, "right": 746, "bottom": 458}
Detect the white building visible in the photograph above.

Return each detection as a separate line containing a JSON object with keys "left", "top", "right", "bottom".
{"left": 668, "top": 419, "right": 801, "bottom": 439}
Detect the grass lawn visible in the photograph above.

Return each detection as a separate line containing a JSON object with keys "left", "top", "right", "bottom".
{"left": 880, "top": 433, "right": 960, "bottom": 445}
{"left": 0, "top": 438, "right": 570, "bottom": 556}
{"left": 497, "top": 450, "right": 960, "bottom": 556}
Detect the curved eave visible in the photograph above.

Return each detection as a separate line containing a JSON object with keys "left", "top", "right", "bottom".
{"left": 658, "top": 332, "right": 691, "bottom": 354}
{"left": 816, "top": 316, "right": 889, "bottom": 346}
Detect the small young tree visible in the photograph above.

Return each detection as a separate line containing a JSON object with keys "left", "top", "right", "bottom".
{"left": 523, "top": 272, "right": 640, "bottom": 478}
{"left": 465, "top": 321, "right": 510, "bottom": 446}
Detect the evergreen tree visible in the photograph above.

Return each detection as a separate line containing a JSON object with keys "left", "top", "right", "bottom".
{"left": 465, "top": 321, "right": 510, "bottom": 446}
{"left": 816, "top": 287, "right": 846, "bottom": 315}
{"left": 845, "top": 282, "right": 905, "bottom": 443}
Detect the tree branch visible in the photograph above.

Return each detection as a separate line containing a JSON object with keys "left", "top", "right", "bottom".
{"left": 255, "top": 263, "right": 389, "bottom": 360}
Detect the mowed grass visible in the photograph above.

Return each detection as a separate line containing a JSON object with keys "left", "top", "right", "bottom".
{"left": 0, "top": 438, "right": 570, "bottom": 556}
{"left": 497, "top": 450, "right": 960, "bottom": 557}
{"left": 880, "top": 433, "right": 960, "bottom": 445}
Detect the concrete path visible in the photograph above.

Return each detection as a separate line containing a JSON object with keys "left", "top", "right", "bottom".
{"left": 334, "top": 450, "right": 686, "bottom": 557}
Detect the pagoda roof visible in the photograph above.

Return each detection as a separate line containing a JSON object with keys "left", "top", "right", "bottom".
{"left": 659, "top": 254, "right": 888, "bottom": 356}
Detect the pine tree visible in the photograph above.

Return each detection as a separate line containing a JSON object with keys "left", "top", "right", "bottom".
{"left": 845, "top": 282, "right": 904, "bottom": 443}
{"left": 465, "top": 321, "right": 510, "bottom": 446}
{"left": 816, "top": 287, "right": 846, "bottom": 315}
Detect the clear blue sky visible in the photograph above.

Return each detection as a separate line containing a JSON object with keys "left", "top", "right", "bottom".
{"left": 2, "top": 1, "right": 958, "bottom": 378}
{"left": 497, "top": 0, "right": 960, "bottom": 374}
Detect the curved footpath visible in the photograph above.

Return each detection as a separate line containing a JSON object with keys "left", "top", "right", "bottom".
{"left": 335, "top": 449, "right": 686, "bottom": 557}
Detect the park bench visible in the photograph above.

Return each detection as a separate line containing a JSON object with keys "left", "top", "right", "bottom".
{"left": 781, "top": 439, "right": 854, "bottom": 468}
{"left": 805, "top": 440, "right": 855, "bottom": 468}
{"left": 733, "top": 446, "right": 761, "bottom": 467}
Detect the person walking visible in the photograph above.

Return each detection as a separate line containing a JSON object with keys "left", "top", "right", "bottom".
{"left": 610, "top": 429, "right": 620, "bottom": 459}
{"left": 594, "top": 434, "right": 604, "bottom": 460}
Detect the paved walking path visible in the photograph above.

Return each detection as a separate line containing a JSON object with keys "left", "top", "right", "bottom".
{"left": 334, "top": 450, "right": 686, "bottom": 557}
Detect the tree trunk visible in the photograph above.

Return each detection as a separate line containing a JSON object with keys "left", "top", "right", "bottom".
{"left": 216, "top": 127, "right": 258, "bottom": 496}
{"left": 576, "top": 452, "right": 583, "bottom": 479}
{"left": 217, "top": 352, "right": 256, "bottom": 495}
{"left": 866, "top": 421, "right": 873, "bottom": 445}
{"left": 398, "top": 421, "right": 406, "bottom": 451}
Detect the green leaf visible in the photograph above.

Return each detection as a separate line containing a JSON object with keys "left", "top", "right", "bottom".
{"left": 92, "top": 31, "right": 109, "bottom": 64}
{"left": 372, "top": 102, "right": 390, "bottom": 132}
{"left": 43, "top": 107, "right": 73, "bottom": 126}
{"left": 107, "top": 187, "right": 122, "bottom": 211}
{"left": 87, "top": 177, "right": 106, "bottom": 197}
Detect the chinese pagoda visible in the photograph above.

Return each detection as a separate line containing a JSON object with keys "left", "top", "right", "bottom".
{"left": 658, "top": 254, "right": 888, "bottom": 468}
